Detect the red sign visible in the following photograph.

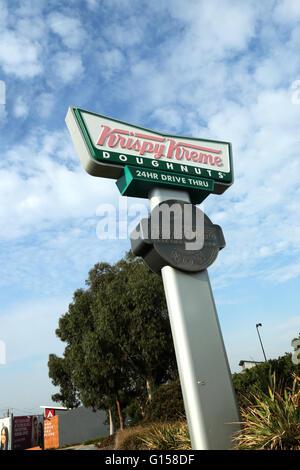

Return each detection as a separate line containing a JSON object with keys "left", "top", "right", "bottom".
{"left": 45, "top": 409, "right": 55, "bottom": 419}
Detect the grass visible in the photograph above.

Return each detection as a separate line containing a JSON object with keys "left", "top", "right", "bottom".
{"left": 139, "top": 421, "right": 191, "bottom": 450}
{"left": 233, "top": 373, "right": 300, "bottom": 450}
{"left": 83, "top": 436, "right": 107, "bottom": 446}
{"left": 96, "top": 434, "right": 116, "bottom": 449}
{"left": 114, "top": 421, "right": 191, "bottom": 450}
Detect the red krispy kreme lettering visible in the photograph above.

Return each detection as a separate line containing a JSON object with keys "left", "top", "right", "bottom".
{"left": 214, "top": 156, "right": 223, "bottom": 166}
{"left": 134, "top": 132, "right": 165, "bottom": 142}
{"left": 95, "top": 125, "right": 223, "bottom": 166}
{"left": 178, "top": 141, "right": 221, "bottom": 154}
{"left": 199, "top": 153, "right": 214, "bottom": 165}
{"left": 130, "top": 139, "right": 141, "bottom": 152}
{"left": 153, "top": 143, "right": 164, "bottom": 159}
{"left": 96, "top": 125, "right": 118, "bottom": 146}
{"left": 190, "top": 151, "right": 198, "bottom": 162}
{"left": 140, "top": 141, "right": 153, "bottom": 155}
{"left": 166, "top": 139, "right": 181, "bottom": 159}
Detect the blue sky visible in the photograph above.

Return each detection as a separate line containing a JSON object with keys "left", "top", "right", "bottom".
{"left": 0, "top": 0, "right": 300, "bottom": 416}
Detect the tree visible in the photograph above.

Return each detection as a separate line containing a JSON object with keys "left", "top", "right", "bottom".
{"left": 232, "top": 353, "right": 300, "bottom": 408}
{"left": 48, "top": 252, "right": 178, "bottom": 430}
{"left": 89, "top": 253, "right": 177, "bottom": 403}
{"left": 145, "top": 379, "right": 185, "bottom": 422}
{"left": 48, "top": 352, "right": 80, "bottom": 408}
{"left": 49, "top": 283, "right": 130, "bottom": 430}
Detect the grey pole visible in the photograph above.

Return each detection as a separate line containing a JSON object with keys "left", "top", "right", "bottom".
{"left": 148, "top": 187, "right": 240, "bottom": 450}
{"left": 256, "top": 323, "right": 267, "bottom": 362}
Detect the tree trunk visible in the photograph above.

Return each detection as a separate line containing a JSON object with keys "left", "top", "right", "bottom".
{"left": 146, "top": 378, "right": 153, "bottom": 402}
{"left": 115, "top": 394, "right": 124, "bottom": 431}
{"left": 137, "top": 396, "right": 146, "bottom": 418}
{"left": 108, "top": 408, "right": 114, "bottom": 435}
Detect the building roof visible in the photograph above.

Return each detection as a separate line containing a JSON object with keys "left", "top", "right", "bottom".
{"left": 40, "top": 405, "right": 69, "bottom": 410}
{"left": 239, "top": 360, "right": 264, "bottom": 366}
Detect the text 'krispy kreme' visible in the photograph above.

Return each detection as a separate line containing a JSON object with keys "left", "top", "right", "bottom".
{"left": 96, "top": 125, "right": 224, "bottom": 166}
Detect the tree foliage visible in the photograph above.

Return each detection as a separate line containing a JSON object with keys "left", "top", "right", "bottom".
{"left": 48, "top": 252, "right": 177, "bottom": 429}
{"left": 232, "top": 353, "right": 300, "bottom": 408}
{"left": 145, "top": 379, "right": 185, "bottom": 422}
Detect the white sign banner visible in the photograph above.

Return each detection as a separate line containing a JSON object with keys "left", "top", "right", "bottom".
{"left": 0, "top": 417, "right": 12, "bottom": 451}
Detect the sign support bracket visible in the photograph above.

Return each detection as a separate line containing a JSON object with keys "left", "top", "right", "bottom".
{"left": 148, "top": 187, "right": 240, "bottom": 450}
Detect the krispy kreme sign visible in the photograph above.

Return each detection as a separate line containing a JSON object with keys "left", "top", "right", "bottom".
{"left": 66, "top": 107, "right": 233, "bottom": 194}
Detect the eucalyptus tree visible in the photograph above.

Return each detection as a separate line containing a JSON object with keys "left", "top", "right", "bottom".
{"left": 48, "top": 252, "right": 177, "bottom": 429}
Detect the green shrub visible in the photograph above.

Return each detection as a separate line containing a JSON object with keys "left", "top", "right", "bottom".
{"left": 125, "top": 399, "right": 145, "bottom": 426}
{"left": 83, "top": 436, "right": 107, "bottom": 445}
{"left": 114, "top": 422, "right": 191, "bottom": 450}
{"left": 146, "top": 379, "right": 185, "bottom": 422}
{"left": 233, "top": 373, "right": 300, "bottom": 450}
{"left": 97, "top": 434, "right": 115, "bottom": 448}
{"left": 115, "top": 425, "right": 150, "bottom": 450}
{"left": 233, "top": 353, "right": 299, "bottom": 409}
{"left": 140, "top": 421, "right": 191, "bottom": 450}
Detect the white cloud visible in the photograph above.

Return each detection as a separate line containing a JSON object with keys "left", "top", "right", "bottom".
{"left": 102, "top": 19, "right": 144, "bottom": 48}
{"left": 34, "top": 92, "right": 56, "bottom": 118}
{"left": 275, "top": 316, "right": 300, "bottom": 331}
{"left": 13, "top": 96, "right": 29, "bottom": 118}
{"left": 0, "top": 0, "right": 8, "bottom": 30}
{"left": 48, "top": 12, "right": 86, "bottom": 49}
{"left": 51, "top": 52, "right": 84, "bottom": 84}
{"left": 85, "top": 0, "right": 98, "bottom": 10}
{"left": 273, "top": 0, "right": 300, "bottom": 23}
{"left": 15, "top": 16, "right": 46, "bottom": 41}
{"left": 265, "top": 263, "right": 300, "bottom": 283}
{"left": 0, "top": 127, "right": 141, "bottom": 243}
{"left": 98, "top": 48, "right": 125, "bottom": 79}
{"left": 151, "top": 107, "right": 183, "bottom": 132}
{"left": 15, "top": 0, "right": 45, "bottom": 18}
{"left": 166, "top": 0, "right": 257, "bottom": 56}
{"left": 254, "top": 58, "right": 285, "bottom": 88}
{"left": 0, "top": 31, "right": 43, "bottom": 78}
{"left": 0, "top": 103, "right": 7, "bottom": 123}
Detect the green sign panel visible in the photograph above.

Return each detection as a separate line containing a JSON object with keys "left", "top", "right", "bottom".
{"left": 116, "top": 166, "right": 214, "bottom": 204}
{"left": 66, "top": 106, "right": 233, "bottom": 197}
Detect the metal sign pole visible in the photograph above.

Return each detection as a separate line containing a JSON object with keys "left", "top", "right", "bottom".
{"left": 148, "top": 187, "right": 240, "bottom": 450}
